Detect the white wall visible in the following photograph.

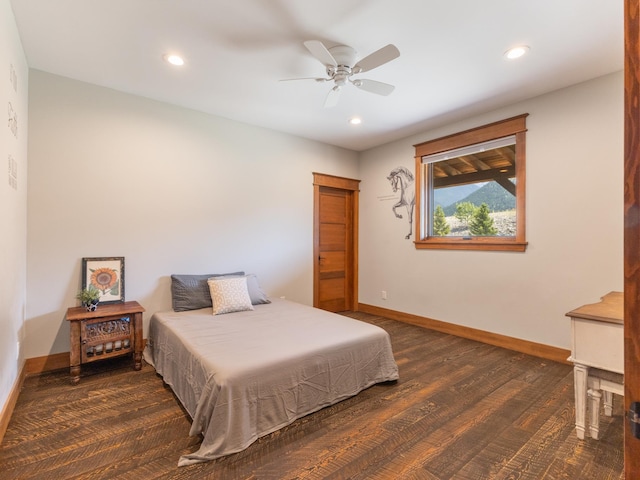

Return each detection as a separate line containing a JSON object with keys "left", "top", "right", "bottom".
{"left": 358, "top": 72, "right": 623, "bottom": 349}
{"left": 0, "top": 0, "right": 28, "bottom": 413}
{"left": 16, "top": 50, "right": 625, "bottom": 371}
{"left": 25, "top": 70, "right": 358, "bottom": 358}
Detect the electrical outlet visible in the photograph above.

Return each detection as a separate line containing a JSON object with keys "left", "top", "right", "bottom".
{"left": 381, "top": 291, "right": 387, "bottom": 300}
{"left": 16, "top": 341, "right": 20, "bottom": 361}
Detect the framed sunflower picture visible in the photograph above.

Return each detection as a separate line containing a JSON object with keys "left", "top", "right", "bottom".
{"left": 81, "top": 257, "right": 125, "bottom": 304}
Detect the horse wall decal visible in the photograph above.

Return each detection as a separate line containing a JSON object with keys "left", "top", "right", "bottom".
{"left": 387, "top": 166, "right": 416, "bottom": 239}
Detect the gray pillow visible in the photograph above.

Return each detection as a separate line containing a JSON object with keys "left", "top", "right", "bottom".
{"left": 209, "top": 273, "right": 271, "bottom": 305}
{"left": 245, "top": 274, "right": 271, "bottom": 305}
{"left": 171, "top": 272, "right": 244, "bottom": 312}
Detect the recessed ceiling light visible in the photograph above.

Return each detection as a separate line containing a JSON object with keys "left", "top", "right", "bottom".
{"left": 504, "top": 45, "right": 530, "bottom": 60}
{"left": 163, "top": 54, "right": 185, "bottom": 66}
{"left": 349, "top": 117, "right": 362, "bottom": 125}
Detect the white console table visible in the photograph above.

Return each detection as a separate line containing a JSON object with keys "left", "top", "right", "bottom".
{"left": 566, "top": 291, "right": 624, "bottom": 440}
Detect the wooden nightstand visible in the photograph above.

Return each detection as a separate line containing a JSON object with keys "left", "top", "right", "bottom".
{"left": 65, "top": 300, "right": 145, "bottom": 384}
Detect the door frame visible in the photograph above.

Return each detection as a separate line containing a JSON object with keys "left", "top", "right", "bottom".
{"left": 313, "top": 172, "right": 360, "bottom": 311}
{"left": 624, "top": 0, "right": 640, "bottom": 475}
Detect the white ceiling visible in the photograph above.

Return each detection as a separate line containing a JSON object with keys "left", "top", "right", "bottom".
{"left": 9, "top": 0, "right": 623, "bottom": 151}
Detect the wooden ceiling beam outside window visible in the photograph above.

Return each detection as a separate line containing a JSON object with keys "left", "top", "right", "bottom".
{"left": 433, "top": 166, "right": 515, "bottom": 188}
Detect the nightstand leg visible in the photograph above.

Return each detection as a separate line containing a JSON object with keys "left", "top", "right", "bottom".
{"left": 134, "top": 352, "right": 142, "bottom": 370}
{"left": 69, "top": 320, "right": 82, "bottom": 384}
{"left": 70, "top": 365, "right": 81, "bottom": 384}
{"left": 133, "top": 311, "right": 143, "bottom": 371}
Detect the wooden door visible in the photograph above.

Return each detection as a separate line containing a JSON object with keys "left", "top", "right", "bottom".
{"left": 624, "top": 1, "right": 640, "bottom": 476}
{"left": 313, "top": 173, "right": 360, "bottom": 312}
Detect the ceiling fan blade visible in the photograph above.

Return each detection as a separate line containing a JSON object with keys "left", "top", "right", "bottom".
{"left": 279, "top": 77, "right": 329, "bottom": 82}
{"left": 353, "top": 44, "right": 400, "bottom": 73}
{"left": 353, "top": 79, "right": 395, "bottom": 96}
{"left": 304, "top": 40, "right": 337, "bottom": 67}
{"left": 324, "top": 86, "right": 342, "bottom": 108}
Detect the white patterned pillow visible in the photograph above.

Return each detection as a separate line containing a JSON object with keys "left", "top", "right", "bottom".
{"left": 207, "top": 276, "right": 254, "bottom": 315}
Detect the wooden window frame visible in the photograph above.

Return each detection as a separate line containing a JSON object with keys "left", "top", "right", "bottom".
{"left": 414, "top": 114, "right": 528, "bottom": 252}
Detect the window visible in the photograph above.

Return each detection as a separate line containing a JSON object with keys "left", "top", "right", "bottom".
{"left": 414, "top": 114, "right": 528, "bottom": 251}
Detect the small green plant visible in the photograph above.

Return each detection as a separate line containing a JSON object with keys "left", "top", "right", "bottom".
{"left": 76, "top": 285, "right": 101, "bottom": 306}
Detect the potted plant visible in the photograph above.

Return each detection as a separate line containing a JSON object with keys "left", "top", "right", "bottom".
{"left": 76, "top": 285, "right": 101, "bottom": 311}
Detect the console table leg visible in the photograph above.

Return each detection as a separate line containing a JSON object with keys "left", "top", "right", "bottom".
{"left": 574, "top": 364, "right": 589, "bottom": 439}
{"left": 588, "top": 388, "right": 602, "bottom": 439}
{"left": 603, "top": 390, "right": 614, "bottom": 417}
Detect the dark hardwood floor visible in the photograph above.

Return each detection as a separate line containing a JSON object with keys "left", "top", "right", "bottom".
{"left": 0, "top": 312, "right": 624, "bottom": 479}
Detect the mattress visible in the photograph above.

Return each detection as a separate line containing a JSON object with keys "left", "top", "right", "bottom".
{"left": 143, "top": 297, "right": 399, "bottom": 466}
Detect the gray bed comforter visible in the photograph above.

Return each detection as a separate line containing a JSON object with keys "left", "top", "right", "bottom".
{"left": 143, "top": 298, "right": 399, "bottom": 466}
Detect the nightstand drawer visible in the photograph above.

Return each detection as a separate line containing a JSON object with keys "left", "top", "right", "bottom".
{"left": 81, "top": 314, "right": 134, "bottom": 363}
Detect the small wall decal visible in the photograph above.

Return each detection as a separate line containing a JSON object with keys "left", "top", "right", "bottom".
{"left": 8, "top": 102, "right": 18, "bottom": 138}
{"left": 8, "top": 154, "right": 17, "bottom": 190}
{"left": 10, "top": 63, "right": 18, "bottom": 93}
{"left": 387, "top": 166, "right": 415, "bottom": 239}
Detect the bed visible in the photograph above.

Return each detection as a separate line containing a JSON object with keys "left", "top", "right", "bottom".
{"left": 143, "top": 274, "right": 399, "bottom": 466}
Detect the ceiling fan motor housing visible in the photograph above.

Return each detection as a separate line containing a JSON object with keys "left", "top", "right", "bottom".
{"left": 328, "top": 45, "right": 357, "bottom": 68}
{"left": 326, "top": 45, "right": 357, "bottom": 85}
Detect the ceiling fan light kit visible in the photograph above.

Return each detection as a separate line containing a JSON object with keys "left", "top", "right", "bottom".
{"left": 285, "top": 40, "right": 400, "bottom": 107}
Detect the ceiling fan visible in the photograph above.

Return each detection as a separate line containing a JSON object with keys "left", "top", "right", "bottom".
{"left": 284, "top": 40, "right": 400, "bottom": 108}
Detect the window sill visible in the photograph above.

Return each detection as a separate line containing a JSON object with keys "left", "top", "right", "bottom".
{"left": 414, "top": 238, "right": 528, "bottom": 252}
